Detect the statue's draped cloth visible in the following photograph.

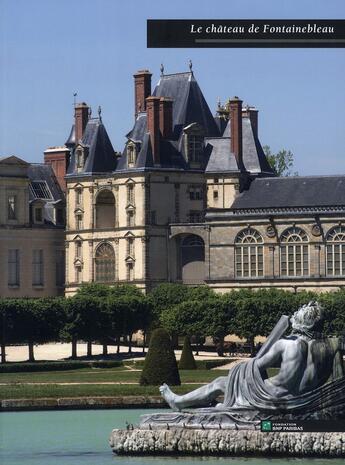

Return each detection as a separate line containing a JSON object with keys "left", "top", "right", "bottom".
{"left": 223, "top": 337, "right": 345, "bottom": 417}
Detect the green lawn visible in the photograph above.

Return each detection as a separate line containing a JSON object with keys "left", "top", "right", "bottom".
{"left": 0, "top": 362, "right": 279, "bottom": 400}
{"left": 0, "top": 366, "right": 230, "bottom": 400}
{"left": 0, "top": 383, "right": 203, "bottom": 399}
{"left": 0, "top": 368, "right": 228, "bottom": 385}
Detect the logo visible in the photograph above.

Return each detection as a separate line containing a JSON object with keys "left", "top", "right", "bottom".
{"left": 261, "top": 420, "right": 272, "bottom": 432}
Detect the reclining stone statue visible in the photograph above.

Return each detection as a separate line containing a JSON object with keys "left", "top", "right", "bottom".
{"left": 148, "top": 301, "right": 345, "bottom": 427}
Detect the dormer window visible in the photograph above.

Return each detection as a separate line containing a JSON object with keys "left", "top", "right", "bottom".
{"left": 76, "top": 146, "right": 88, "bottom": 172}
{"left": 188, "top": 135, "right": 204, "bottom": 163}
{"left": 127, "top": 142, "right": 137, "bottom": 167}
{"left": 183, "top": 123, "right": 204, "bottom": 166}
{"left": 76, "top": 148, "right": 83, "bottom": 168}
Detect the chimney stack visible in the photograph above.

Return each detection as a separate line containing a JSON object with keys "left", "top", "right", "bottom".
{"left": 146, "top": 96, "right": 161, "bottom": 165}
{"left": 75, "top": 102, "right": 89, "bottom": 143}
{"left": 134, "top": 69, "right": 152, "bottom": 119}
{"left": 248, "top": 107, "right": 258, "bottom": 139}
{"left": 159, "top": 98, "right": 173, "bottom": 139}
{"left": 44, "top": 146, "right": 70, "bottom": 192}
{"left": 229, "top": 97, "right": 243, "bottom": 167}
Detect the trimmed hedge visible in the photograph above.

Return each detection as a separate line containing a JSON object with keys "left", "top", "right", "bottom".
{"left": 0, "top": 360, "right": 123, "bottom": 373}
{"left": 179, "top": 336, "right": 197, "bottom": 370}
{"left": 140, "top": 328, "right": 181, "bottom": 386}
{"left": 195, "top": 359, "right": 233, "bottom": 370}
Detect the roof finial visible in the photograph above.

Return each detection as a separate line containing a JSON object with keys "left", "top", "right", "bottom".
{"left": 160, "top": 63, "right": 164, "bottom": 76}
{"left": 217, "top": 97, "right": 221, "bottom": 109}
{"left": 189, "top": 59, "right": 193, "bottom": 73}
{"left": 98, "top": 105, "right": 102, "bottom": 122}
{"left": 88, "top": 107, "right": 92, "bottom": 118}
{"left": 73, "top": 92, "right": 77, "bottom": 108}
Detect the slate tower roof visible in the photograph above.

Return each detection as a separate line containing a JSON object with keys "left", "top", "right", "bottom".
{"left": 66, "top": 117, "right": 117, "bottom": 177}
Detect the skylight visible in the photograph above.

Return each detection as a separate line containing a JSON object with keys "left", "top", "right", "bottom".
{"left": 30, "top": 181, "right": 52, "bottom": 199}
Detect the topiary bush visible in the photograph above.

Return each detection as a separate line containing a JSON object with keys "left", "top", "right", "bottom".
{"left": 179, "top": 336, "right": 196, "bottom": 370}
{"left": 140, "top": 328, "right": 181, "bottom": 386}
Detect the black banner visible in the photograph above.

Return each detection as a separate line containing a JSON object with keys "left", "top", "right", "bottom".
{"left": 261, "top": 420, "right": 345, "bottom": 433}
{"left": 147, "top": 20, "right": 345, "bottom": 48}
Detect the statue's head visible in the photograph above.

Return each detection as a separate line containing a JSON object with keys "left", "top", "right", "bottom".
{"left": 290, "top": 301, "right": 324, "bottom": 333}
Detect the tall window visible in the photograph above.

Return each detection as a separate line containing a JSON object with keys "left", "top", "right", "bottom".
{"left": 127, "top": 184, "right": 135, "bottom": 204}
{"left": 96, "top": 190, "right": 115, "bottom": 228}
{"left": 326, "top": 226, "right": 345, "bottom": 276}
{"left": 127, "top": 210, "right": 135, "bottom": 227}
{"left": 75, "top": 188, "right": 82, "bottom": 206}
{"left": 95, "top": 243, "right": 115, "bottom": 283}
{"left": 280, "top": 227, "right": 309, "bottom": 277}
{"left": 8, "top": 249, "right": 20, "bottom": 286}
{"left": 55, "top": 250, "right": 65, "bottom": 287}
{"left": 32, "top": 249, "right": 44, "bottom": 286}
{"left": 76, "top": 214, "right": 83, "bottom": 230}
{"left": 127, "top": 144, "right": 136, "bottom": 166}
{"left": 127, "top": 237, "right": 135, "bottom": 257}
{"left": 75, "top": 241, "right": 82, "bottom": 258}
{"left": 188, "top": 135, "right": 204, "bottom": 163}
{"left": 8, "top": 195, "right": 16, "bottom": 220}
{"left": 235, "top": 228, "right": 264, "bottom": 278}
{"left": 127, "top": 262, "right": 134, "bottom": 281}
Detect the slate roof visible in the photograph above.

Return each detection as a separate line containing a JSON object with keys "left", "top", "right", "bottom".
{"left": 232, "top": 176, "right": 345, "bottom": 211}
{"left": 67, "top": 118, "right": 117, "bottom": 176}
{"left": 205, "top": 137, "right": 240, "bottom": 173}
{"left": 220, "top": 117, "right": 273, "bottom": 175}
{"left": 118, "top": 72, "right": 220, "bottom": 171}
{"left": 28, "top": 164, "right": 64, "bottom": 202}
{"left": 152, "top": 72, "right": 220, "bottom": 138}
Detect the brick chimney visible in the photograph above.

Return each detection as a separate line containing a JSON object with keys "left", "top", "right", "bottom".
{"left": 134, "top": 70, "right": 152, "bottom": 119}
{"left": 75, "top": 102, "right": 89, "bottom": 143}
{"left": 159, "top": 98, "right": 173, "bottom": 139}
{"left": 248, "top": 107, "right": 258, "bottom": 139}
{"left": 146, "top": 96, "right": 160, "bottom": 164}
{"left": 44, "top": 146, "right": 70, "bottom": 192}
{"left": 229, "top": 97, "right": 243, "bottom": 168}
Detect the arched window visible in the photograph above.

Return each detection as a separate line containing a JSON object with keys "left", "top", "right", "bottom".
{"left": 179, "top": 234, "right": 205, "bottom": 284}
{"left": 235, "top": 228, "right": 263, "bottom": 278}
{"left": 280, "top": 227, "right": 309, "bottom": 277}
{"left": 95, "top": 190, "right": 115, "bottom": 228}
{"left": 95, "top": 243, "right": 115, "bottom": 283}
{"left": 326, "top": 226, "right": 345, "bottom": 276}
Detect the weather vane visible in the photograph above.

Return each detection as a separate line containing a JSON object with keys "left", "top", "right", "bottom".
{"left": 98, "top": 105, "right": 102, "bottom": 122}
{"left": 73, "top": 92, "right": 77, "bottom": 107}
{"left": 160, "top": 63, "right": 164, "bottom": 76}
{"left": 189, "top": 59, "right": 193, "bottom": 73}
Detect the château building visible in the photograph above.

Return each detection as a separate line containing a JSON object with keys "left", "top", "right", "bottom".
{"left": 55, "top": 66, "right": 345, "bottom": 295}
{"left": 0, "top": 155, "right": 65, "bottom": 297}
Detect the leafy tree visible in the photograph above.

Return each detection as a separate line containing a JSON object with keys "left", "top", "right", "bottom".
{"left": 62, "top": 296, "right": 104, "bottom": 358}
{"left": 179, "top": 336, "right": 196, "bottom": 370}
{"left": 140, "top": 328, "right": 180, "bottom": 386}
{"left": 263, "top": 145, "right": 297, "bottom": 177}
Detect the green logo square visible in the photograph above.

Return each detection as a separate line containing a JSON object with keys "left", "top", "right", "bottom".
{"left": 261, "top": 420, "right": 272, "bottom": 432}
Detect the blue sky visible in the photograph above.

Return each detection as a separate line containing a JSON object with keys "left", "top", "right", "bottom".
{"left": 0, "top": 0, "right": 344, "bottom": 175}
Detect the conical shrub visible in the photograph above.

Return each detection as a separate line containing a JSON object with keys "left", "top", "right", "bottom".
{"left": 179, "top": 336, "right": 197, "bottom": 370}
{"left": 140, "top": 328, "right": 181, "bottom": 386}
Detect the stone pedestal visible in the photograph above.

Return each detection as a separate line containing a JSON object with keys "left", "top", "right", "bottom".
{"left": 109, "top": 428, "right": 345, "bottom": 457}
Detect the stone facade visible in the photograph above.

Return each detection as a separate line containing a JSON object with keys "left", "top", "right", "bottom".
{"left": 59, "top": 67, "right": 345, "bottom": 295}
{"left": 0, "top": 156, "right": 65, "bottom": 297}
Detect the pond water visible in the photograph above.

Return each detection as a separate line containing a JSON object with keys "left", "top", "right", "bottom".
{"left": 0, "top": 409, "right": 343, "bottom": 465}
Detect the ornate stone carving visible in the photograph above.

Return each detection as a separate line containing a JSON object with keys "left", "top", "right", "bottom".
{"left": 266, "top": 225, "right": 276, "bottom": 238}
{"left": 312, "top": 223, "right": 322, "bottom": 237}
{"left": 147, "top": 302, "right": 345, "bottom": 428}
